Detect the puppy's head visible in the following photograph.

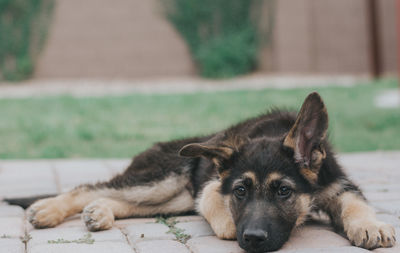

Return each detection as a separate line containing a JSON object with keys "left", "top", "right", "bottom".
{"left": 180, "top": 92, "right": 329, "bottom": 252}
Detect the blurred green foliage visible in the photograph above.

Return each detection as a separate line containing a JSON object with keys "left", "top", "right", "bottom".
{"left": 0, "top": 0, "right": 54, "bottom": 81}
{"left": 0, "top": 79, "right": 399, "bottom": 158}
{"left": 164, "top": 0, "right": 271, "bottom": 78}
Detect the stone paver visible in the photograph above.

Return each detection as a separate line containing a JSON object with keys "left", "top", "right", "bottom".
{"left": 372, "top": 200, "right": 400, "bottom": 215}
{"left": 123, "top": 223, "right": 175, "bottom": 243}
{"left": 54, "top": 215, "right": 85, "bottom": 228}
{"left": 281, "top": 224, "right": 351, "bottom": 250}
{"left": 103, "top": 159, "right": 131, "bottom": 176}
{"left": 0, "top": 239, "right": 25, "bottom": 253}
{"left": 114, "top": 217, "right": 157, "bottom": 228}
{"left": 0, "top": 161, "right": 57, "bottom": 198}
{"left": 187, "top": 236, "right": 244, "bottom": 253}
{"left": 0, "top": 151, "right": 399, "bottom": 253}
{"left": 374, "top": 241, "right": 400, "bottom": 253}
{"left": 173, "top": 215, "right": 205, "bottom": 223}
{"left": 280, "top": 247, "right": 370, "bottom": 253}
{"left": 29, "top": 242, "right": 135, "bottom": 253}
{"left": 28, "top": 227, "right": 126, "bottom": 247}
{"left": 52, "top": 160, "right": 112, "bottom": 192}
{"left": 376, "top": 213, "right": 400, "bottom": 228}
{"left": 135, "top": 240, "right": 190, "bottom": 253}
{"left": 0, "top": 217, "right": 25, "bottom": 238}
{"left": 175, "top": 220, "right": 215, "bottom": 238}
{"left": 0, "top": 205, "right": 25, "bottom": 218}
{"left": 364, "top": 190, "right": 400, "bottom": 202}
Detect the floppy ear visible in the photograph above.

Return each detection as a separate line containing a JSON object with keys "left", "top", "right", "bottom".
{"left": 283, "top": 92, "right": 328, "bottom": 184}
{"left": 179, "top": 142, "right": 234, "bottom": 162}
{"left": 179, "top": 134, "right": 246, "bottom": 178}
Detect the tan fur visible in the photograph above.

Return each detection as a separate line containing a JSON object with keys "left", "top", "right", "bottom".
{"left": 339, "top": 192, "right": 396, "bottom": 249}
{"left": 285, "top": 136, "right": 325, "bottom": 186}
{"left": 218, "top": 169, "right": 230, "bottom": 179}
{"left": 312, "top": 180, "right": 342, "bottom": 218}
{"left": 222, "top": 135, "right": 247, "bottom": 152}
{"left": 265, "top": 172, "right": 282, "bottom": 185}
{"left": 232, "top": 171, "right": 258, "bottom": 190}
{"left": 283, "top": 122, "right": 297, "bottom": 150}
{"left": 316, "top": 181, "right": 342, "bottom": 202}
{"left": 243, "top": 171, "right": 257, "bottom": 185}
{"left": 295, "top": 194, "right": 312, "bottom": 227}
{"left": 98, "top": 174, "right": 190, "bottom": 205}
{"left": 298, "top": 149, "right": 326, "bottom": 185}
{"left": 27, "top": 187, "right": 99, "bottom": 228}
{"left": 265, "top": 173, "right": 296, "bottom": 191}
{"left": 28, "top": 174, "right": 193, "bottom": 229}
{"left": 218, "top": 147, "right": 234, "bottom": 158}
{"left": 300, "top": 168, "right": 318, "bottom": 184}
{"left": 313, "top": 180, "right": 396, "bottom": 249}
{"left": 197, "top": 180, "right": 236, "bottom": 239}
{"left": 82, "top": 198, "right": 116, "bottom": 231}
{"left": 126, "top": 189, "right": 195, "bottom": 216}
{"left": 82, "top": 189, "right": 195, "bottom": 231}
{"left": 311, "top": 149, "right": 326, "bottom": 168}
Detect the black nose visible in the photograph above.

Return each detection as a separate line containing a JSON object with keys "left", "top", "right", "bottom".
{"left": 243, "top": 229, "right": 268, "bottom": 250}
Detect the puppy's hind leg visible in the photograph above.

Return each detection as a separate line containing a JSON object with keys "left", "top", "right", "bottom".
{"left": 81, "top": 198, "right": 128, "bottom": 231}
{"left": 81, "top": 189, "right": 195, "bottom": 231}
{"left": 27, "top": 185, "right": 103, "bottom": 229}
{"left": 27, "top": 140, "right": 196, "bottom": 230}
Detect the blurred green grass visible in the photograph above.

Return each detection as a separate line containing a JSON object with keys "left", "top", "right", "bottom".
{"left": 0, "top": 79, "right": 399, "bottom": 159}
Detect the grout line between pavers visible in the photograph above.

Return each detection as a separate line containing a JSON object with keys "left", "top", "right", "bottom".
{"left": 156, "top": 217, "right": 193, "bottom": 252}
{"left": 118, "top": 227, "right": 138, "bottom": 253}
{"left": 183, "top": 240, "right": 194, "bottom": 253}
{"left": 20, "top": 195, "right": 29, "bottom": 253}
{"left": 22, "top": 217, "right": 30, "bottom": 253}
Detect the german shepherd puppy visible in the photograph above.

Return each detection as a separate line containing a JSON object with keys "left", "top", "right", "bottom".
{"left": 21, "top": 92, "right": 395, "bottom": 252}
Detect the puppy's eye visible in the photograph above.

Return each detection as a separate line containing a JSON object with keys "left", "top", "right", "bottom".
{"left": 277, "top": 186, "right": 292, "bottom": 197}
{"left": 233, "top": 186, "right": 246, "bottom": 198}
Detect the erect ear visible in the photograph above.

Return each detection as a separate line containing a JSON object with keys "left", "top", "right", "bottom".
{"left": 179, "top": 134, "right": 247, "bottom": 178}
{"left": 283, "top": 92, "right": 328, "bottom": 184}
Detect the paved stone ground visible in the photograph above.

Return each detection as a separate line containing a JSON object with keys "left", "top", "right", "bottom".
{"left": 0, "top": 151, "right": 399, "bottom": 253}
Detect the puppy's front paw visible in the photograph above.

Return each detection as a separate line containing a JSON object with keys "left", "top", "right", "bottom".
{"left": 82, "top": 202, "right": 114, "bottom": 232}
{"left": 210, "top": 216, "right": 236, "bottom": 240}
{"left": 346, "top": 219, "right": 396, "bottom": 249}
{"left": 27, "top": 198, "right": 66, "bottom": 228}
{"left": 212, "top": 222, "right": 236, "bottom": 240}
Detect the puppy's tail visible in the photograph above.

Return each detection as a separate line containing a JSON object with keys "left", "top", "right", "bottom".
{"left": 3, "top": 194, "right": 56, "bottom": 209}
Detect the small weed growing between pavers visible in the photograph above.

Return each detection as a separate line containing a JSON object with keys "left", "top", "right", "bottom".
{"left": 47, "top": 233, "right": 95, "bottom": 244}
{"left": 156, "top": 216, "right": 191, "bottom": 244}
{"left": 20, "top": 232, "right": 32, "bottom": 243}
{"left": 1, "top": 234, "right": 11, "bottom": 239}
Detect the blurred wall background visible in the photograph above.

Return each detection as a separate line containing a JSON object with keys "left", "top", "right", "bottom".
{"left": 1, "top": 0, "right": 398, "bottom": 80}
{"left": 35, "top": 0, "right": 195, "bottom": 79}
{"left": 260, "top": 0, "right": 397, "bottom": 76}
